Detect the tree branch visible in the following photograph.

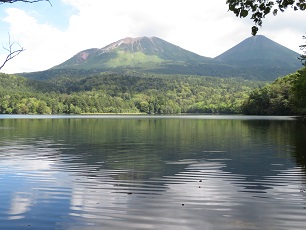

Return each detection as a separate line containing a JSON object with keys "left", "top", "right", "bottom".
{"left": 0, "top": 0, "right": 51, "bottom": 6}
{"left": 0, "top": 35, "right": 25, "bottom": 71}
{"left": 226, "top": 0, "right": 306, "bottom": 35}
{"left": 298, "top": 35, "right": 306, "bottom": 66}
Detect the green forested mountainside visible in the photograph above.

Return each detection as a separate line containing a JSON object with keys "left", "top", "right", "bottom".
{"left": 241, "top": 67, "right": 306, "bottom": 115}
{"left": 0, "top": 72, "right": 263, "bottom": 114}
{"left": 2, "top": 68, "right": 306, "bottom": 116}
{"left": 54, "top": 37, "right": 213, "bottom": 70}
{"left": 21, "top": 35, "right": 301, "bottom": 82}
{"left": 0, "top": 73, "right": 59, "bottom": 93}
{"left": 21, "top": 69, "right": 101, "bottom": 81}
{"left": 143, "top": 63, "right": 298, "bottom": 81}
{"left": 22, "top": 63, "right": 298, "bottom": 81}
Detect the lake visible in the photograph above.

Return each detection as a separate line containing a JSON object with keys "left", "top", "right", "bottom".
{"left": 0, "top": 115, "right": 306, "bottom": 230}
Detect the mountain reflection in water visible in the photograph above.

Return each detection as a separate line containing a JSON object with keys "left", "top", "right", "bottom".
{"left": 0, "top": 115, "right": 305, "bottom": 230}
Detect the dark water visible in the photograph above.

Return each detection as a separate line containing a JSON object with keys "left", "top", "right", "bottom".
{"left": 0, "top": 115, "right": 306, "bottom": 230}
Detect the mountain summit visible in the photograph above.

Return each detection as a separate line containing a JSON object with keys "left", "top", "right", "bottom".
{"left": 214, "top": 35, "right": 301, "bottom": 68}
{"left": 54, "top": 36, "right": 212, "bottom": 70}
{"left": 24, "top": 35, "right": 302, "bottom": 81}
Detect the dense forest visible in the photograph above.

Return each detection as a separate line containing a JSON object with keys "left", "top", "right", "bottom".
{"left": 241, "top": 67, "right": 306, "bottom": 115}
{"left": 1, "top": 67, "right": 305, "bottom": 115}
{"left": 0, "top": 71, "right": 263, "bottom": 115}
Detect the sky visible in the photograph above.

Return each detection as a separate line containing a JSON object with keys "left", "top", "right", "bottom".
{"left": 0, "top": 0, "right": 305, "bottom": 74}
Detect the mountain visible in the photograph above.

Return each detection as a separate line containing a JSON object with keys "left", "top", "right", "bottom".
{"left": 53, "top": 36, "right": 213, "bottom": 70}
{"left": 214, "top": 35, "right": 301, "bottom": 69}
{"left": 22, "top": 35, "right": 303, "bottom": 81}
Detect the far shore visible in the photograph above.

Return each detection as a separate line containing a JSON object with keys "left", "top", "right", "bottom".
{"left": 80, "top": 112, "right": 147, "bottom": 115}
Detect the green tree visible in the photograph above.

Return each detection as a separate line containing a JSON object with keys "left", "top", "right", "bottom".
{"left": 241, "top": 86, "right": 272, "bottom": 115}
{"left": 291, "top": 68, "right": 306, "bottom": 114}
{"left": 242, "top": 69, "right": 306, "bottom": 115}
{"left": 37, "top": 101, "right": 50, "bottom": 114}
{"left": 299, "top": 35, "right": 306, "bottom": 66}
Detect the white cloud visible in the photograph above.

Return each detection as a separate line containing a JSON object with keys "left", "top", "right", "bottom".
{"left": 0, "top": 0, "right": 305, "bottom": 73}
{"left": 1, "top": 8, "right": 67, "bottom": 73}
{"left": 8, "top": 193, "right": 32, "bottom": 219}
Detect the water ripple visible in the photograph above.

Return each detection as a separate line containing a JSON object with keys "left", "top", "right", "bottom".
{"left": 1, "top": 117, "right": 306, "bottom": 230}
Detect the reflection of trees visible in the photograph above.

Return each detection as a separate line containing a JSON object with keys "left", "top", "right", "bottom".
{"left": 289, "top": 121, "right": 306, "bottom": 172}
{"left": 2, "top": 117, "right": 306, "bottom": 229}
{"left": 0, "top": 117, "right": 304, "bottom": 186}
{"left": 240, "top": 119, "right": 306, "bottom": 186}
{"left": 243, "top": 119, "right": 306, "bottom": 173}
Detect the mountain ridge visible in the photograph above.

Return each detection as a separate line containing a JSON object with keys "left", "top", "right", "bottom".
{"left": 25, "top": 35, "right": 303, "bottom": 81}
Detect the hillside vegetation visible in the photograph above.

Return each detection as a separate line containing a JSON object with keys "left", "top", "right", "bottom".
{"left": 1, "top": 67, "right": 305, "bottom": 116}
{"left": 242, "top": 67, "right": 306, "bottom": 115}
{"left": 0, "top": 71, "right": 263, "bottom": 115}
{"left": 1, "top": 35, "right": 304, "bottom": 116}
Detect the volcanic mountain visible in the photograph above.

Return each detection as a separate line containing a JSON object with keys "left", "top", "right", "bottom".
{"left": 24, "top": 35, "right": 302, "bottom": 81}
{"left": 53, "top": 36, "right": 213, "bottom": 70}
{"left": 214, "top": 35, "right": 301, "bottom": 69}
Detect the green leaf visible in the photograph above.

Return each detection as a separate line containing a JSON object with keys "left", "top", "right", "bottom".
{"left": 259, "top": 3, "right": 265, "bottom": 11}
{"left": 240, "top": 9, "right": 249, "bottom": 18}
{"left": 251, "top": 26, "right": 258, "bottom": 36}
{"left": 264, "top": 7, "right": 271, "bottom": 14}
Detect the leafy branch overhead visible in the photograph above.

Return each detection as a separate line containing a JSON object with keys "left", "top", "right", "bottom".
{"left": 226, "top": 0, "right": 306, "bottom": 35}
{"left": 0, "top": 0, "right": 51, "bottom": 4}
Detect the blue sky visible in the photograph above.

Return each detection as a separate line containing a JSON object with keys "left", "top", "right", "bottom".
{"left": 0, "top": 0, "right": 305, "bottom": 73}
{"left": 0, "top": 0, "right": 69, "bottom": 32}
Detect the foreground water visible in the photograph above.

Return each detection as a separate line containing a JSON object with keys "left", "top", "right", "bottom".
{"left": 0, "top": 115, "right": 306, "bottom": 230}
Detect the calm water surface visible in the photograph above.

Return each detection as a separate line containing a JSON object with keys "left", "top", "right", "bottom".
{"left": 0, "top": 115, "right": 306, "bottom": 230}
